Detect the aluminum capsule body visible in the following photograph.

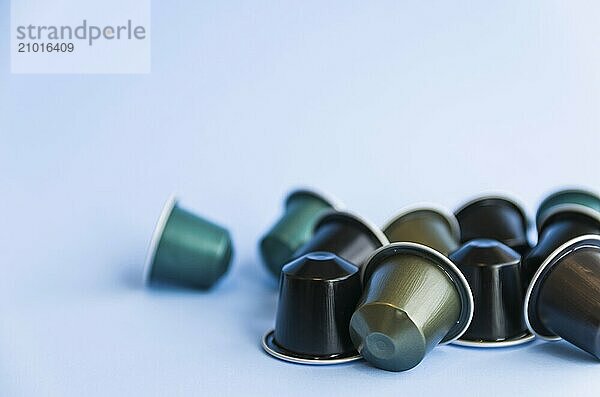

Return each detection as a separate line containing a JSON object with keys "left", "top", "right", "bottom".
{"left": 450, "top": 239, "right": 532, "bottom": 346}
{"left": 260, "top": 189, "right": 338, "bottom": 277}
{"left": 525, "top": 236, "right": 600, "bottom": 359}
{"left": 383, "top": 207, "right": 460, "bottom": 256}
{"left": 523, "top": 212, "right": 600, "bottom": 286}
{"left": 536, "top": 189, "right": 600, "bottom": 230}
{"left": 350, "top": 243, "right": 473, "bottom": 371}
{"left": 455, "top": 196, "right": 530, "bottom": 256}
{"left": 294, "top": 211, "right": 388, "bottom": 270}
{"left": 263, "top": 253, "right": 362, "bottom": 365}
{"left": 145, "top": 197, "right": 233, "bottom": 290}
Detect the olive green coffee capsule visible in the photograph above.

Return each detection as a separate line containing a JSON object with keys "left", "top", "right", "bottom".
{"left": 143, "top": 195, "right": 234, "bottom": 290}
{"left": 350, "top": 243, "right": 473, "bottom": 372}
{"left": 259, "top": 188, "right": 342, "bottom": 278}
{"left": 383, "top": 205, "right": 460, "bottom": 256}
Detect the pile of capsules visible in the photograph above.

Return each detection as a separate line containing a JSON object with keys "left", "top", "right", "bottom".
{"left": 143, "top": 188, "right": 600, "bottom": 372}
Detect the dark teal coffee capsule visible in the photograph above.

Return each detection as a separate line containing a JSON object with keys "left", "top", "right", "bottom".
{"left": 536, "top": 188, "right": 600, "bottom": 232}
{"left": 143, "top": 196, "right": 234, "bottom": 290}
{"left": 260, "top": 189, "right": 342, "bottom": 278}
{"left": 523, "top": 188, "right": 600, "bottom": 285}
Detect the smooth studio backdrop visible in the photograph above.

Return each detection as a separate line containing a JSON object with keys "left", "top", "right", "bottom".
{"left": 1, "top": 1, "right": 599, "bottom": 396}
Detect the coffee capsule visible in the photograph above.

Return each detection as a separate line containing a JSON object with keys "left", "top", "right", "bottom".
{"left": 449, "top": 239, "right": 534, "bottom": 347}
{"left": 259, "top": 189, "right": 341, "bottom": 278}
{"left": 522, "top": 190, "right": 600, "bottom": 285}
{"left": 293, "top": 210, "right": 389, "bottom": 269}
{"left": 383, "top": 205, "right": 460, "bottom": 256}
{"left": 454, "top": 195, "right": 530, "bottom": 255}
{"left": 144, "top": 196, "right": 234, "bottom": 290}
{"left": 524, "top": 235, "right": 600, "bottom": 359}
{"left": 350, "top": 243, "right": 473, "bottom": 371}
{"left": 536, "top": 188, "right": 600, "bottom": 231}
{"left": 262, "top": 252, "right": 362, "bottom": 364}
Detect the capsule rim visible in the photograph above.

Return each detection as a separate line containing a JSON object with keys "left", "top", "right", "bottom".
{"left": 453, "top": 332, "right": 535, "bottom": 348}
{"left": 261, "top": 330, "right": 362, "bottom": 365}
{"left": 142, "top": 194, "right": 178, "bottom": 284}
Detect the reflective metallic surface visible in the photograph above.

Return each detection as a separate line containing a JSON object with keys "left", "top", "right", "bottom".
{"left": 383, "top": 206, "right": 460, "bottom": 256}
{"left": 262, "top": 331, "right": 361, "bottom": 365}
{"left": 260, "top": 189, "right": 338, "bottom": 277}
{"left": 455, "top": 196, "right": 530, "bottom": 256}
{"left": 293, "top": 211, "right": 388, "bottom": 270}
{"left": 523, "top": 213, "right": 600, "bottom": 286}
{"left": 525, "top": 235, "right": 600, "bottom": 359}
{"left": 351, "top": 243, "right": 473, "bottom": 371}
{"left": 145, "top": 196, "right": 233, "bottom": 290}
{"left": 536, "top": 189, "right": 600, "bottom": 231}
{"left": 450, "top": 239, "right": 532, "bottom": 347}
{"left": 263, "top": 252, "right": 362, "bottom": 364}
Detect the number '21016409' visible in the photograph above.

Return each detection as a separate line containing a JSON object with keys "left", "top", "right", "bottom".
{"left": 18, "top": 42, "right": 74, "bottom": 53}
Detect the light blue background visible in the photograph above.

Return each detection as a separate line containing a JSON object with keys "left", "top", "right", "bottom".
{"left": 1, "top": 1, "right": 599, "bottom": 396}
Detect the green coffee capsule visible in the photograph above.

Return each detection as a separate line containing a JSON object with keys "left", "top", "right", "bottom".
{"left": 259, "top": 189, "right": 342, "bottom": 277}
{"left": 523, "top": 188, "right": 600, "bottom": 285}
{"left": 536, "top": 188, "right": 600, "bottom": 232}
{"left": 143, "top": 196, "right": 234, "bottom": 290}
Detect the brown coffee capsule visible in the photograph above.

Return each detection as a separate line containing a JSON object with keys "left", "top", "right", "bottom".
{"left": 454, "top": 195, "right": 530, "bottom": 256}
{"left": 293, "top": 210, "right": 389, "bottom": 270}
{"left": 524, "top": 235, "right": 600, "bottom": 359}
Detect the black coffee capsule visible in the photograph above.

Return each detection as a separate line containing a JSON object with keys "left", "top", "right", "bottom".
{"left": 383, "top": 205, "right": 460, "bottom": 256}
{"left": 350, "top": 243, "right": 474, "bottom": 372}
{"left": 262, "top": 252, "right": 362, "bottom": 364}
{"left": 449, "top": 239, "right": 534, "bottom": 347}
{"left": 524, "top": 235, "right": 600, "bottom": 359}
{"left": 259, "top": 188, "right": 342, "bottom": 278}
{"left": 454, "top": 195, "right": 530, "bottom": 256}
{"left": 293, "top": 210, "right": 389, "bottom": 269}
{"left": 522, "top": 189, "right": 600, "bottom": 285}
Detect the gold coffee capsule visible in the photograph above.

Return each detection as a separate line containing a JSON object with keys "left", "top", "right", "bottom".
{"left": 383, "top": 205, "right": 460, "bottom": 255}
